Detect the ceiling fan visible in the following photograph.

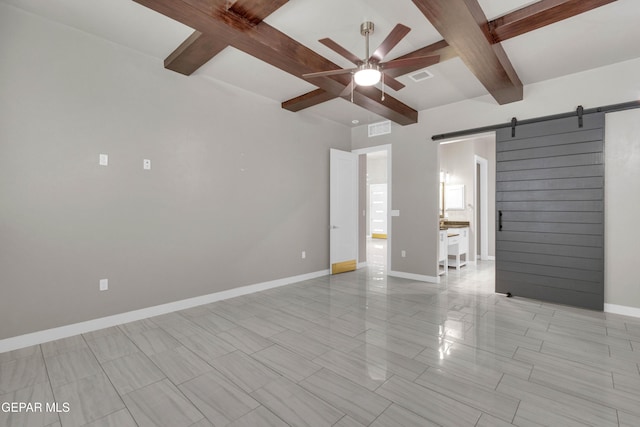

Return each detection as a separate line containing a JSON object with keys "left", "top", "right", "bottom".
{"left": 303, "top": 22, "right": 440, "bottom": 101}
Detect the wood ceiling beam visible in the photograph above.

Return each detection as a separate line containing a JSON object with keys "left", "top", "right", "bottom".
{"left": 164, "top": 31, "right": 228, "bottom": 75}
{"left": 411, "top": 0, "right": 522, "bottom": 105}
{"left": 489, "top": 0, "right": 617, "bottom": 43}
{"left": 134, "top": 0, "right": 419, "bottom": 125}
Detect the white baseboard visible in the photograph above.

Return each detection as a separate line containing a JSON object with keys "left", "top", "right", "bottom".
{"left": 487, "top": 256, "right": 496, "bottom": 261}
{"left": 357, "top": 262, "right": 368, "bottom": 269}
{"left": 388, "top": 270, "right": 440, "bottom": 284}
{"left": 0, "top": 269, "right": 329, "bottom": 353}
{"left": 604, "top": 303, "right": 640, "bottom": 319}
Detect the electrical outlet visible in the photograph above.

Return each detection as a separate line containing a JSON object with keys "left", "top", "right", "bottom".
{"left": 99, "top": 154, "right": 108, "bottom": 166}
{"left": 401, "top": 250, "right": 406, "bottom": 258}
{"left": 301, "top": 251, "right": 306, "bottom": 259}
{"left": 99, "top": 279, "right": 108, "bottom": 291}
{"left": 143, "top": 159, "right": 151, "bottom": 170}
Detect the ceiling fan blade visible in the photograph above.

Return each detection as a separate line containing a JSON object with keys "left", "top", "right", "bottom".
{"left": 370, "top": 24, "right": 410, "bottom": 63}
{"left": 382, "top": 74, "right": 405, "bottom": 91}
{"left": 382, "top": 55, "right": 440, "bottom": 78}
{"left": 302, "top": 68, "right": 355, "bottom": 79}
{"left": 319, "top": 38, "right": 363, "bottom": 66}
{"left": 382, "top": 55, "right": 440, "bottom": 70}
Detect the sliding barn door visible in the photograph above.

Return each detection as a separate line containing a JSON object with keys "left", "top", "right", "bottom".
{"left": 495, "top": 113, "right": 605, "bottom": 310}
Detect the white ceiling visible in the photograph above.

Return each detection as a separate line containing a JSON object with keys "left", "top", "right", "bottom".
{"left": 4, "top": 0, "right": 640, "bottom": 127}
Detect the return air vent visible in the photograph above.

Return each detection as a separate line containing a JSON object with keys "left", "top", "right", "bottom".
{"left": 409, "top": 69, "right": 434, "bottom": 82}
{"left": 368, "top": 120, "right": 391, "bottom": 137}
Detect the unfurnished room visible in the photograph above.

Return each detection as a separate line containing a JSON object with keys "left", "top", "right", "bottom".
{"left": 2, "top": 1, "right": 640, "bottom": 426}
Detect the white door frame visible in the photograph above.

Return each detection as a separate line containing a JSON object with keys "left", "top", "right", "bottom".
{"left": 474, "top": 155, "right": 489, "bottom": 261}
{"left": 352, "top": 144, "right": 392, "bottom": 271}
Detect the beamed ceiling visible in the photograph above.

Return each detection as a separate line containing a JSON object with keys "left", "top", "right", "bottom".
{"left": 4, "top": 0, "right": 640, "bottom": 126}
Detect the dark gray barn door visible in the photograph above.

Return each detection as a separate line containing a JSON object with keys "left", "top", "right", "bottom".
{"left": 495, "top": 113, "right": 604, "bottom": 310}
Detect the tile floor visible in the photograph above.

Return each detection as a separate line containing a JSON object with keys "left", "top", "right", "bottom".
{"left": 1, "top": 240, "right": 640, "bottom": 426}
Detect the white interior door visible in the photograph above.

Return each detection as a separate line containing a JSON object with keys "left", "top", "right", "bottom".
{"left": 330, "top": 149, "right": 358, "bottom": 274}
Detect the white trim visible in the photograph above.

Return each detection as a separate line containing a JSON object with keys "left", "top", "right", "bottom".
{"left": 357, "top": 262, "right": 368, "bottom": 269}
{"left": 474, "top": 155, "right": 489, "bottom": 261}
{"left": 604, "top": 303, "right": 640, "bottom": 318}
{"left": 487, "top": 256, "right": 496, "bottom": 261}
{"left": 0, "top": 270, "right": 329, "bottom": 353}
{"left": 388, "top": 270, "right": 439, "bottom": 284}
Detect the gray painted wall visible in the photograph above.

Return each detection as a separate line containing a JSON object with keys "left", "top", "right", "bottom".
{"left": 0, "top": 5, "right": 350, "bottom": 339}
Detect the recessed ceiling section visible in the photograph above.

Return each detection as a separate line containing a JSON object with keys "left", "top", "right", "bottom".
{"left": 194, "top": 47, "right": 318, "bottom": 102}
{"left": 303, "top": 97, "right": 386, "bottom": 127}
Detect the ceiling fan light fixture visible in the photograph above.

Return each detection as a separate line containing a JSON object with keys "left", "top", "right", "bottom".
{"left": 354, "top": 64, "right": 381, "bottom": 86}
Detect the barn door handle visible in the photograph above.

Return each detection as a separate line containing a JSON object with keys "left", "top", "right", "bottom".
{"left": 499, "top": 210, "right": 503, "bottom": 231}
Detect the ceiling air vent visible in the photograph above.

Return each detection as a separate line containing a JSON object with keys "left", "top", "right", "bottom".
{"left": 368, "top": 120, "right": 391, "bottom": 137}
{"left": 409, "top": 69, "right": 434, "bottom": 83}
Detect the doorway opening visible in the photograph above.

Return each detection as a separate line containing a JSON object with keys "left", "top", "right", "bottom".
{"left": 353, "top": 145, "right": 391, "bottom": 273}
{"left": 438, "top": 133, "right": 495, "bottom": 270}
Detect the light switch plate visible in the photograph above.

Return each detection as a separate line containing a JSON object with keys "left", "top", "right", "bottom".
{"left": 99, "top": 154, "right": 108, "bottom": 166}
{"left": 391, "top": 210, "right": 400, "bottom": 217}
{"left": 143, "top": 159, "right": 151, "bottom": 170}
{"left": 99, "top": 279, "right": 108, "bottom": 291}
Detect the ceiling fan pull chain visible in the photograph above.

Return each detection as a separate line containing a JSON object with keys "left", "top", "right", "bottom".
{"left": 381, "top": 72, "right": 385, "bottom": 101}
{"left": 351, "top": 74, "right": 354, "bottom": 103}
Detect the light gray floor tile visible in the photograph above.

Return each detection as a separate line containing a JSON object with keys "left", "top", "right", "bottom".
{"left": 0, "top": 353, "right": 47, "bottom": 394}
{"left": 529, "top": 365, "right": 640, "bottom": 417}
{"left": 190, "top": 313, "right": 236, "bottom": 335}
{"left": 416, "top": 367, "right": 520, "bottom": 422}
{"left": 208, "top": 350, "right": 280, "bottom": 393}
{"left": 41, "top": 335, "right": 88, "bottom": 358}
{"left": 354, "top": 328, "right": 425, "bottom": 359}
{"left": 149, "top": 346, "right": 212, "bottom": 385}
{"left": 0, "top": 382, "right": 59, "bottom": 427}
{"left": 348, "top": 344, "right": 428, "bottom": 381}
{"left": 369, "top": 403, "right": 439, "bottom": 427}
{"left": 53, "top": 373, "right": 124, "bottom": 427}
{"left": 233, "top": 316, "right": 287, "bottom": 338}
{"left": 252, "top": 344, "right": 321, "bottom": 382}
{"left": 86, "top": 332, "right": 140, "bottom": 363}
{"left": 123, "top": 379, "right": 203, "bottom": 427}
{"left": 6, "top": 258, "right": 640, "bottom": 427}
{"left": 496, "top": 374, "right": 618, "bottom": 427}
{"left": 299, "top": 368, "right": 391, "bottom": 425}
{"left": 45, "top": 348, "right": 102, "bottom": 388}
{"left": 118, "top": 319, "right": 159, "bottom": 336}
{"left": 375, "top": 375, "right": 481, "bottom": 426}
{"left": 101, "top": 352, "right": 165, "bottom": 395}
{"left": 225, "top": 406, "right": 288, "bottom": 427}
{"left": 251, "top": 377, "right": 344, "bottom": 427}
{"left": 268, "top": 329, "right": 332, "bottom": 360}
{"left": 150, "top": 313, "right": 205, "bottom": 339}
{"left": 83, "top": 409, "right": 137, "bottom": 427}
{"left": 475, "top": 413, "right": 515, "bottom": 427}
{"left": 176, "top": 330, "right": 236, "bottom": 362}
{"left": 178, "top": 370, "right": 259, "bottom": 425}
{"left": 540, "top": 340, "right": 639, "bottom": 374}
{"left": 619, "top": 410, "right": 640, "bottom": 427}
{"left": 0, "top": 345, "right": 40, "bottom": 364}
{"left": 313, "top": 349, "right": 392, "bottom": 391}
{"left": 129, "top": 328, "right": 181, "bottom": 355}
{"left": 82, "top": 326, "right": 123, "bottom": 341}
{"left": 216, "top": 326, "right": 274, "bottom": 354}
{"left": 302, "top": 325, "right": 363, "bottom": 352}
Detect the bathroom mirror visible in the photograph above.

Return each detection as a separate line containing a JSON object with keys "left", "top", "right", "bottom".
{"left": 445, "top": 184, "right": 465, "bottom": 210}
